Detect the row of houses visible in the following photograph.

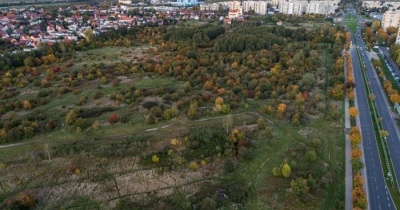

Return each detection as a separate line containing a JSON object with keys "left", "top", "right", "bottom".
{"left": 0, "top": 4, "right": 189, "bottom": 51}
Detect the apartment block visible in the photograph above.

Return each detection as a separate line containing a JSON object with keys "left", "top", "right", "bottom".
{"left": 242, "top": 1, "right": 268, "bottom": 15}
{"left": 382, "top": 10, "right": 400, "bottom": 31}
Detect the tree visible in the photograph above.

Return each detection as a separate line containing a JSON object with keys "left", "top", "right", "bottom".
{"left": 351, "top": 159, "right": 365, "bottom": 172}
{"left": 330, "top": 84, "right": 344, "bottom": 99}
{"left": 65, "top": 110, "right": 77, "bottom": 126}
{"left": 354, "top": 197, "right": 368, "bottom": 209}
{"left": 349, "top": 127, "right": 362, "bottom": 145}
{"left": 257, "top": 117, "right": 266, "bottom": 130}
{"left": 371, "top": 20, "right": 381, "bottom": 31}
{"left": 276, "top": 103, "right": 287, "bottom": 118}
{"left": 42, "top": 54, "right": 57, "bottom": 64}
{"left": 187, "top": 100, "right": 198, "bottom": 119}
{"left": 22, "top": 100, "right": 32, "bottom": 110}
{"left": 353, "top": 173, "right": 364, "bottom": 187}
{"left": 170, "top": 138, "right": 179, "bottom": 146}
{"left": 351, "top": 148, "right": 363, "bottom": 159}
{"left": 84, "top": 28, "right": 94, "bottom": 42}
{"left": 183, "top": 81, "right": 191, "bottom": 92}
{"left": 163, "top": 106, "right": 179, "bottom": 120}
{"left": 281, "top": 163, "right": 291, "bottom": 178}
{"left": 23, "top": 56, "right": 35, "bottom": 67}
{"left": 348, "top": 90, "right": 355, "bottom": 101}
{"left": 380, "top": 130, "right": 389, "bottom": 138}
{"left": 272, "top": 167, "right": 281, "bottom": 177}
{"left": 229, "top": 128, "right": 244, "bottom": 143}
{"left": 349, "top": 107, "right": 359, "bottom": 117}
{"left": 298, "top": 73, "right": 316, "bottom": 91}
{"left": 369, "top": 93, "right": 375, "bottom": 101}
{"left": 390, "top": 93, "right": 400, "bottom": 103}
{"left": 152, "top": 155, "right": 159, "bottom": 163}
{"left": 291, "top": 177, "right": 310, "bottom": 195}
{"left": 215, "top": 97, "right": 224, "bottom": 112}
{"left": 92, "top": 121, "right": 100, "bottom": 130}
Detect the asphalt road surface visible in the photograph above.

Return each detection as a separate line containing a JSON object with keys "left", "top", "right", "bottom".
{"left": 351, "top": 27, "right": 396, "bottom": 210}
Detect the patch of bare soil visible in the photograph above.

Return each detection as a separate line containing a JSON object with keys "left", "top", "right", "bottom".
{"left": 120, "top": 47, "right": 149, "bottom": 63}
{"left": 298, "top": 127, "right": 317, "bottom": 138}
{"left": 116, "top": 76, "right": 133, "bottom": 84}
{"left": 20, "top": 89, "right": 38, "bottom": 95}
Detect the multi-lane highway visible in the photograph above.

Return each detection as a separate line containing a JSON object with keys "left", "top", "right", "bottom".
{"left": 350, "top": 15, "right": 396, "bottom": 209}
{"left": 351, "top": 38, "right": 395, "bottom": 210}
{"left": 355, "top": 27, "right": 400, "bottom": 190}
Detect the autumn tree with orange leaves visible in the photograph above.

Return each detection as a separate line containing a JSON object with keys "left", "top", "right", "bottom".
{"left": 349, "top": 107, "right": 359, "bottom": 117}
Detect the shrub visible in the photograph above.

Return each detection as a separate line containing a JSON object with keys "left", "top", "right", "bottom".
{"left": 92, "top": 121, "right": 100, "bottom": 130}
{"left": 257, "top": 117, "right": 266, "bottom": 130}
{"left": 189, "top": 161, "right": 199, "bottom": 171}
{"left": 291, "top": 178, "right": 310, "bottom": 196}
{"left": 351, "top": 159, "right": 364, "bottom": 172}
{"left": 272, "top": 167, "right": 281, "bottom": 177}
{"left": 305, "top": 150, "right": 317, "bottom": 162}
{"left": 163, "top": 106, "right": 179, "bottom": 120}
{"left": 145, "top": 114, "right": 158, "bottom": 124}
{"left": 150, "top": 106, "right": 163, "bottom": 117}
{"left": 109, "top": 113, "right": 120, "bottom": 124}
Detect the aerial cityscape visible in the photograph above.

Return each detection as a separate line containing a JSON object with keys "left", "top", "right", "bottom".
{"left": 1, "top": 0, "right": 400, "bottom": 209}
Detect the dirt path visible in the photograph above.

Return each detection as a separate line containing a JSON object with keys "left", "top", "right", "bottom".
{"left": 0, "top": 142, "right": 24, "bottom": 149}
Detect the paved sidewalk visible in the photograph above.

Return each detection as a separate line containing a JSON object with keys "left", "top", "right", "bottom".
{"left": 344, "top": 94, "right": 352, "bottom": 210}
{"left": 344, "top": 48, "right": 353, "bottom": 210}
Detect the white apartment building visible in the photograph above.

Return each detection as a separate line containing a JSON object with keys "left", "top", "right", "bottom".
{"left": 362, "top": 1, "right": 382, "bottom": 8}
{"left": 279, "top": 1, "right": 305, "bottom": 15}
{"left": 173, "top": 0, "right": 198, "bottom": 6}
{"left": 227, "top": 1, "right": 242, "bottom": 10}
{"left": 242, "top": 1, "right": 268, "bottom": 15}
{"left": 280, "top": 0, "right": 339, "bottom": 15}
{"left": 305, "top": 1, "right": 338, "bottom": 15}
{"left": 382, "top": 10, "right": 400, "bottom": 31}
{"left": 200, "top": 3, "right": 226, "bottom": 11}
{"left": 203, "top": 1, "right": 270, "bottom": 15}
{"left": 119, "top": 0, "right": 131, "bottom": 4}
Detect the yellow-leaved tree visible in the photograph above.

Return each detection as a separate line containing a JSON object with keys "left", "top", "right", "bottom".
{"left": 349, "top": 107, "right": 359, "bottom": 117}
{"left": 276, "top": 103, "right": 287, "bottom": 118}
{"left": 281, "top": 163, "right": 291, "bottom": 178}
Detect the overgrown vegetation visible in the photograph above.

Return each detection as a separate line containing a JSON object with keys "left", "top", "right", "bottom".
{"left": 0, "top": 15, "right": 345, "bottom": 209}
